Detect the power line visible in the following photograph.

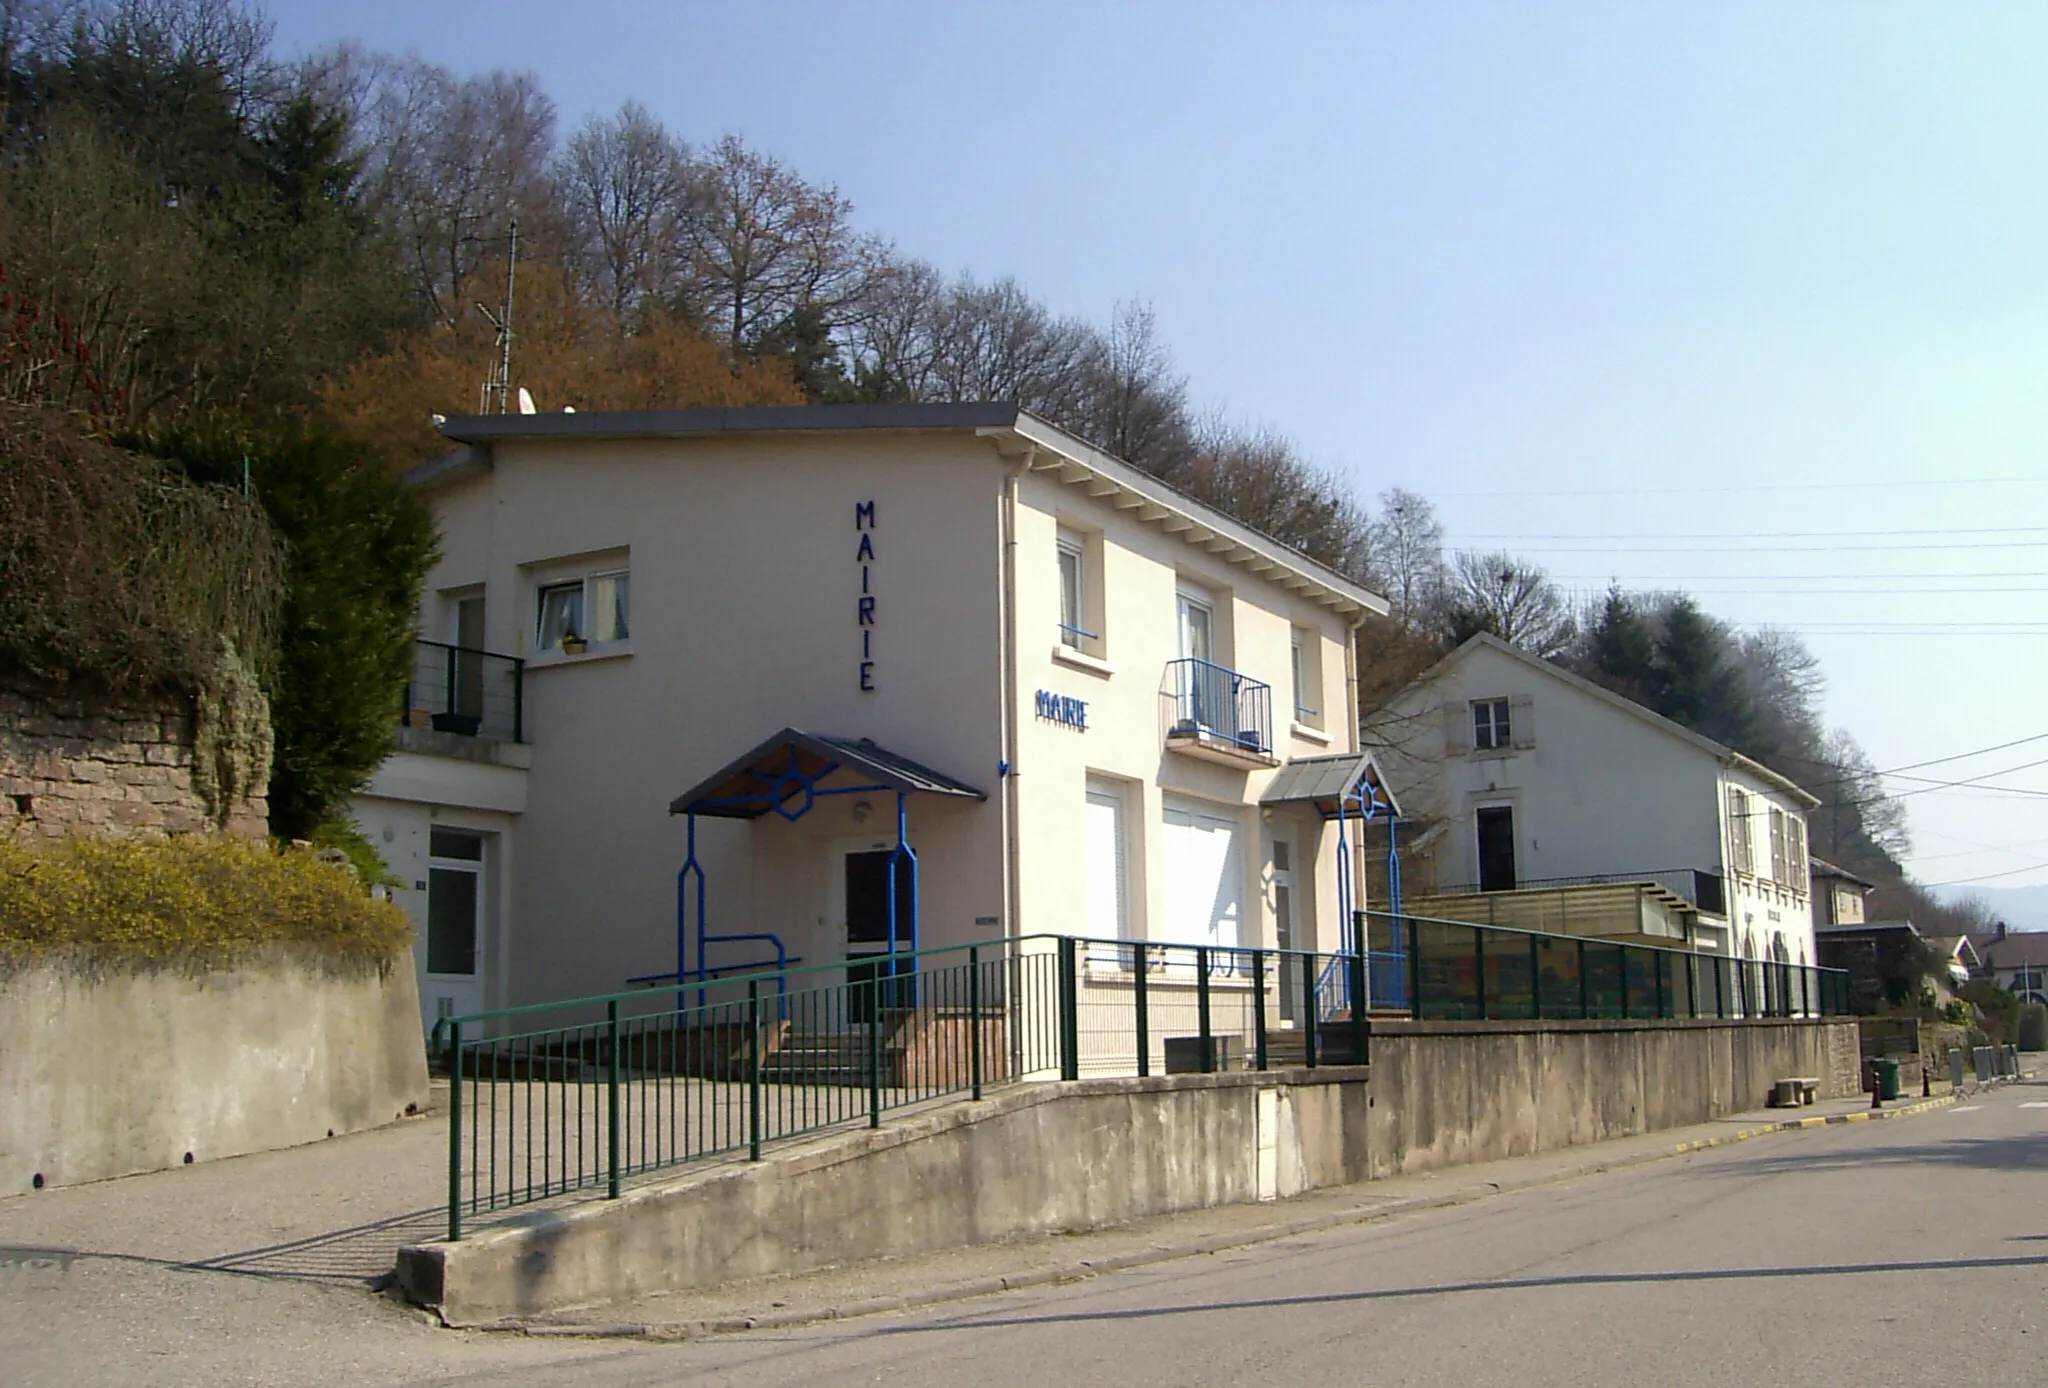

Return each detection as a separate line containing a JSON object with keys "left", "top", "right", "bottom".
{"left": 1456, "top": 525, "right": 2048, "bottom": 542}
{"left": 1434, "top": 476, "right": 2048, "bottom": 499}
{"left": 1912, "top": 862, "right": 2048, "bottom": 888}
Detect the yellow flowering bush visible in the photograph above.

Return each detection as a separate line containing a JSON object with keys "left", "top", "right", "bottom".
{"left": 0, "top": 835, "right": 411, "bottom": 968}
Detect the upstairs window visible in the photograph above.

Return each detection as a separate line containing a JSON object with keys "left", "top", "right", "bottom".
{"left": 1768, "top": 806, "right": 1789, "bottom": 885}
{"left": 1472, "top": 698, "right": 1512, "bottom": 751}
{"left": 1727, "top": 786, "right": 1753, "bottom": 876}
{"left": 537, "top": 569, "right": 629, "bottom": 653}
{"left": 1290, "top": 627, "right": 1324, "bottom": 728}
{"left": 1057, "top": 528, "right": 1087, "bottom": 649}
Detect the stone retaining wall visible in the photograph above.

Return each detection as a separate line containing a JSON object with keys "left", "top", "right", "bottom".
{"left": 0, "top": 684, "right": 265, "bottom": 841}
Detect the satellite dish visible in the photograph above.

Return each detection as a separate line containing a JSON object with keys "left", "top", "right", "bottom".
{"left": 562, "top": 406, "right": 576, "bottom": 414}
{"left": 517, "top": 387, "right": 538, "bottom": 415}
{"left": 430, "top": 413, "right": 447, "bottom": 426}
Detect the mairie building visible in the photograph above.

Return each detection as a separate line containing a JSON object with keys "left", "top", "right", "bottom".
{"left": 347, "top": 404, "right": 1394, "bottom": 1031}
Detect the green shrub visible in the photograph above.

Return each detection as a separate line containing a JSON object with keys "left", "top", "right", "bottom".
{"left": 130, "top": 416, "right": 439, "bottom": 838}
{"left": 0, "top": 835, "right": 410, "bottom": 969}
{"left": 2019, "top": 1003, "right": 2048, "bottom": 1053}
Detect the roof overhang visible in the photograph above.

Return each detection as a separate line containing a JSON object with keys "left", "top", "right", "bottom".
{"left": 668, "top": 728, "right": 985, "bottom": 820}
{"left": 1260, "top": 751, "right": 1402, "bottom": 821}
{"left": 415, "top": 403, "right": 1389, "bottom": 621}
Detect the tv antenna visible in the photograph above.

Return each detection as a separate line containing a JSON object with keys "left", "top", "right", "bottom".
{"left": 476, "top": 219, "right": 518, "bottom": 414}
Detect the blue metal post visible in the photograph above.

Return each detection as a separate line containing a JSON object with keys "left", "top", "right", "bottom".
{"left": 887, "top": 791, "right": 919, "bottom": 1008}
{"left": 677, "top": 813, "right": 708, "bottom": 1011}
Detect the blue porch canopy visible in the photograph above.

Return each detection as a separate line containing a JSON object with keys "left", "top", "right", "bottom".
{"left": 656, "top": 729, "right": 985, "bottom": 1001}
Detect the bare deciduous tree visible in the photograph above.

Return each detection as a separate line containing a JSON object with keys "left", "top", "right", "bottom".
{"left": 1368, "top": 486, "right": 1447, "bottom": 630}
{"left": 555, "top": 100, "right": 688, "bottom": 323}
{"left": 1446, "top": 549, "right": 1576, "bottom": 656}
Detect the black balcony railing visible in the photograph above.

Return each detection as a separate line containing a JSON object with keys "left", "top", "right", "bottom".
{"left": 1430, "top": 868, "right": 1727, "bottom": 916}
{"left": 402, "top": 639, "right": 524, "bottom": 742}
{"left": 1164, "top": 657, "right": 1273, "bottom": 757}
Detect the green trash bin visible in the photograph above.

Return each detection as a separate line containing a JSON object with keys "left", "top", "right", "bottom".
{"left": 1872, "top": 1056, "right": 1902, "bottom": 1101}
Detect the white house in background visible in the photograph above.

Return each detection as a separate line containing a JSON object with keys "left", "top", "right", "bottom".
{"left": 1366, "top": 633, "right": 1820, "bottom": 968}
{"left": 345, "top": 403, "right": 1393, "bottom": 1030}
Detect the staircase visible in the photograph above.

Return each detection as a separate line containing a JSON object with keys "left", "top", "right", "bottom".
{"left": 754, "top": 1025, "right": 890, "bottom": 1087}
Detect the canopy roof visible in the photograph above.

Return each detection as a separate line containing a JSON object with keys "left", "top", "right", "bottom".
{"left": 668, "top": 728, "right": 986, "bottom": 820}
{"left": 1259, "top": 751, "right": 1401, "bottom": 820}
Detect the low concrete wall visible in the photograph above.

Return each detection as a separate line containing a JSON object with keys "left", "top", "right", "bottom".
{"left": 399, "top": 1067, "right": 1371, "bottom": 1324}
{"left": 398, "top": 1017, "right": 1859, "bottom": 1323}
{"left": 2, "top": 949, "right": 429, "bottom": 1193}
{"left": 1366, "top": 1018, "right": 1862, "bottom": 1177}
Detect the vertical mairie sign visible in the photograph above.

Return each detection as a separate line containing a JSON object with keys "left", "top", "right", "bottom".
{"left": 856, "top": 499, "right": 877, "bottom": 691}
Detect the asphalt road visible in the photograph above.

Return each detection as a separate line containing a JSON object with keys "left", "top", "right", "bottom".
{"left": 7, "top": 1080, "right": 2044, "bottom": 1386}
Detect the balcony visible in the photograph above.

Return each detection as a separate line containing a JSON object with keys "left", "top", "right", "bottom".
{"left": 400, "top": 640, "right": 524, "bottom": 745}
{"left": 1162, "top": 657, "right": 1277, "bottom": 769}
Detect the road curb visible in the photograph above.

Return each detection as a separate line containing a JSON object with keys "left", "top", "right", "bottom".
{"left": 492, "top": 1086, "right": 1972, "bottom": 1343}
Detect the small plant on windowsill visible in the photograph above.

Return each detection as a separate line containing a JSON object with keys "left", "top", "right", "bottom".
{"left": 559, "top": 632, "right": 587, "bottom": 656}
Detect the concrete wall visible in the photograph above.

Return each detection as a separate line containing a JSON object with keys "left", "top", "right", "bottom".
{"left": 1365, "top": 1018, "right": 1861, "bottom": 1177}
{"left": 400, "top": 1067, "right": 1371, "bottom": 1324}
{"left": 399, "top": 1015, "right": 1858, "bottom": 1323}
{"left": 1, "top": 949, "right": 429, "bottom": 1193}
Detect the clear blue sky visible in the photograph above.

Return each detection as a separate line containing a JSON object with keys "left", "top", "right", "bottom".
{"left": 269, "top": 1, "right": 2048, "bottom": 903}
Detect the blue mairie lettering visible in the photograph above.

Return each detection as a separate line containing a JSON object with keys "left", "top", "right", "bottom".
{"left": 1034, "top": 689, "right": 1088, "bottom": 731}
{"left": 856, "top": 500, "right": 878, "bottom": 691}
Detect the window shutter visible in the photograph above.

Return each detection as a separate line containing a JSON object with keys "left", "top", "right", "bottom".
{"left": 1509, "top": 694, "right": 1535, "bottom": 750}
{"left": 1443, "top": 701, "right": 1469, "bottom": 755}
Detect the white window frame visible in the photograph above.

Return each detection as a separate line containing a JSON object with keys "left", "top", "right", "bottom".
{"left": 1057, "top": 527, "right": 1088, "bottom": 651}
{"left": 1290, "top": 628, "right": 1323, "bottom": 728}
{"left": 1768, "top": 806, "right": 1789, "bottom": 886}
{"left": 534, "top": 565, "right": 631, "bottom": 656}
{"left": 1472, "top": 697, "right": 1512, "bottom": 751}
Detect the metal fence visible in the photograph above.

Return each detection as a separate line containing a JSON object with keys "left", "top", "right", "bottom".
{"left": 434, "top": 919, "right": 1852, "bottom": 1241}
{"left": 1358, "top": 910, "right": 1851, "bottom": 1021}
{"left": 402, "top": 639, "right": 523, "bottom": 742}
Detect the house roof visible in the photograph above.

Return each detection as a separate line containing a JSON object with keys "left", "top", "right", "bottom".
{"left": 1260, "top": 751, "right": 1402, "bottom": 820}
{"left": 1808, "top": 857, "right": 1877, "bottom": 890}
{"left": 668, "top": 728, "right": 985, "bottom": 820}
{"left": 1384, "top": 633, "right": 1822, "bottom": 809}
{"left": 1924, "top": 934, "right": 1984, "bottom": 968}
{"left": 416, "top": 403, "right": 1387, "bottom": 620}
{"left": 1981, "top": 931, "right": 2048, "bottom": 968}
{"left": 1815, "top": 918, "right": 1922, "bottom": 939}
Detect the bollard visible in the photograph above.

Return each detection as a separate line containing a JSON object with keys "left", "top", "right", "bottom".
{"left": 1922, "top": 1063, "right": 1931, "bottom": 1098}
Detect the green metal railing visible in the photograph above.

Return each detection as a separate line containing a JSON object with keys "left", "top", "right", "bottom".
{"left": 1358, "top": 910, "right": 1853, "bottom": 1022}
{"left": 433, "top": 919, "right": 1852, "bottom": 1241}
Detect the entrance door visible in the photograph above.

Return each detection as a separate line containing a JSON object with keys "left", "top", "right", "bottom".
{"left": 844, "top": 847, "right": 915, "bottom": 1021}
{"left": 1272, "top": 836, "right": 1300, "bottom": 1023}
{"left": 1476, "top": 806, "right": 1516, "bottom": 893}
{"left": 422, "top": 828, "right": 485, "bottom": 1027}
{"left": 452, "top": 596, "right": 486, "bottom": 720}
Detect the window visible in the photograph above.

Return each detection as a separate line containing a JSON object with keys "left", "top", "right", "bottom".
{"left": 1727, "top": 787, "right": 1753, "bottom": 876}
{"left": 1472, "top": 698, "right": 1512, "bottom": 751}
{"left": 1786, "top": 815, "right": 1808, "bottom": 892}
{"left": 1290, "top": 628, "right": 1323, "bottom": 726}
{"left": 1057, "top": 528, "right": 1087, "bottom": 649}
{"left": 536, "top": 569, "right": 629, "bottom": 653}
{"left": 1768, "top": 806, "right": 1789, "bottom": 886}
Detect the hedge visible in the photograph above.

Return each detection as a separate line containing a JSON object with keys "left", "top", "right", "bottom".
{"left": 0, "top": 835, "right": 411, "bottom": 969}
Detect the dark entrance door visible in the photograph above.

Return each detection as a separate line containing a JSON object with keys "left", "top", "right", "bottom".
{"left": 846, "top": 849, "right": 915, "bottom": 1022}
{"left": 1476, "top": 807, "right": 1517, "bottom": 893}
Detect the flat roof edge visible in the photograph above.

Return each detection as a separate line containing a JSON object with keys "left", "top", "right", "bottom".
{"left": 439, "top": 402, "right": 1022, "bottom": 444}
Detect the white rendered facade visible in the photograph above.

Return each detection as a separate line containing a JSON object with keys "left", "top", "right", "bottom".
{"left": 1367, "top": 635, "right": 1821, "bottom": 969}
{"left": 346, "top": 405, "right": 1387, "bottom": 1029}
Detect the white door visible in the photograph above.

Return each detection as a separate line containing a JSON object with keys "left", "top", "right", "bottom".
{"left": 1161, "top": 798, "right": 1242, "bottom": 950}
{"left": 1086, "top": 781, "right": 1129, "bottom": 941}
{"left": 1178, "top": 590, "right": 1213, "bottom": 663}
{"left": 421, "top": 829, "right": 486, "bottom": 1028}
